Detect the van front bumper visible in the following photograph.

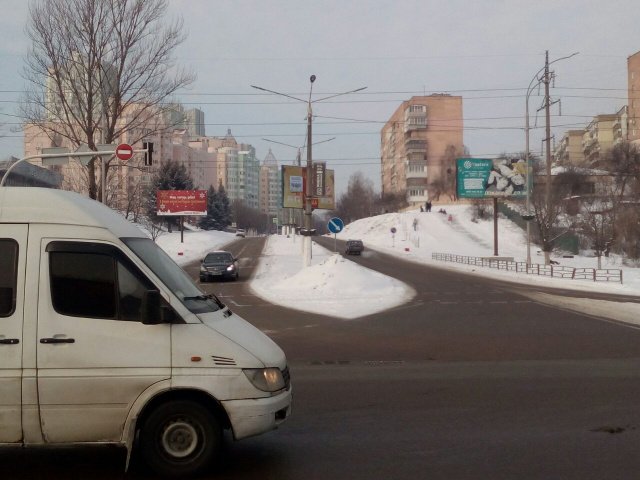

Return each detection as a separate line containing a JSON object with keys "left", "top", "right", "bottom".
{"left": 222, "top": 387, "right": 292, "bottom": 440}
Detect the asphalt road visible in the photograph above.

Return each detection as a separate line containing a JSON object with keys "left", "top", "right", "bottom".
{"left": 6, "top": 234, "right": 640, "bottom": 479}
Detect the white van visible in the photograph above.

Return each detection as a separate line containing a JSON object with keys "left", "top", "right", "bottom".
{"left": 0, "top": 187, "right": 291, "bottom": 476}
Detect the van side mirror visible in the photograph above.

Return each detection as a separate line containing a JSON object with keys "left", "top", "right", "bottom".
{"left": 141, "top": 290, "right": 177, "bottom": 325}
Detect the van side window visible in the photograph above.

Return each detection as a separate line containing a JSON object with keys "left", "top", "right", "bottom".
{"left": 0, "top": 239, "right": 18, "bottom": 317}
{"left": 48, "top": 242, "right": 155, "bottom": 321}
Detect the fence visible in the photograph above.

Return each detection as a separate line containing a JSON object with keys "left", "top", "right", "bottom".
{"left": 432, "top": 253, "right": 623, "bottom": 284}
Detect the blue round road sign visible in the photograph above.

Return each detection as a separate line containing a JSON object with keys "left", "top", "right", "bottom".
{"left": 327, "top": 217, "right": 344, "bottom": 234}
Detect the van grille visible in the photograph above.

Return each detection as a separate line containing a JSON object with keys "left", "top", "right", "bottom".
{"left": 211, "top": 355, "right": 236, "bottom": 366}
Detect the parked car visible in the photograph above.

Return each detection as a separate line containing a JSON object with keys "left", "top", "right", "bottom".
{"left": 235, "top": 228, "right": 246, "bottom": 238}
{"left": 200, "top": 250, "right": 239, "bottom": 281}
{"left": 345, "top": 239, "right": 364, "bottom": 255}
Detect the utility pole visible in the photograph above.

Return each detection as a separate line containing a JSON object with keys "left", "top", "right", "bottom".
{"left": 302, "top": 75, "right": 317, "bottom": 266}
{"left": 524, "top": 51, "right": 578, "bottom": 266}
{"left": 544, "top": 51, "right": 552, "bottom": 214}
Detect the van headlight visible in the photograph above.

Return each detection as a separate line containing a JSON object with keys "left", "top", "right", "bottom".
{"left": 243, "top": 368, "right": 285, "bottom": 392}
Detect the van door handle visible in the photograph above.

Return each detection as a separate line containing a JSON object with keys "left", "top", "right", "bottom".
{"left": 0, "top": 338, "right": 19, "bottom": 344}
{"left": 40, "top": 337, "right": 75, "bottom": 344}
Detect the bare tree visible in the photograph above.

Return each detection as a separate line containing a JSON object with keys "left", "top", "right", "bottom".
{"left": 335, "top": 171, "right": 377, "bottom": 223}
{"left": 376, "top": 190, "right": 408, "bottom": 214}
{"left": 530, "top": 163, "right": 574, "bottom": 264}
{"left": 602, "top": 142, "right": 640, "bottom": 260}
{"left": 122, "top": 177, "right": 145, "bottom": 222}
{"left": 22, "top": 0, "right": 194, "bottom": 200}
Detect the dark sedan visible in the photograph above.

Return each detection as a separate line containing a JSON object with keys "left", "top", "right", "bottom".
{"left": 199, "top": 251, "right": 239, "bottom": 281}
{"left": 345, "top": 239, "right": 364, "bottom": 255}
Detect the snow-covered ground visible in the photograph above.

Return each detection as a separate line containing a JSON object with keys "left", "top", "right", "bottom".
{"left": 335, "top": 204, "right": 640, "bottom": 296}
{"left": 152, "top": 204, "right": 640, "bottom": 323}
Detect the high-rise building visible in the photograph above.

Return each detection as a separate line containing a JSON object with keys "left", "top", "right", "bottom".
{"left": 628, "top": 50, "right": 640, "bottom": 143}
{"left": 260, "top": 149, "right": 282, "bottom": 217}
{"left": 45, "top": 55, "right": 117, "bottom": 123}
{"left": 381, "top": 95, "right": 463, "bottom": 204}
{"left": 211, "top": 129, "right": 261, "bottom": 208}
{"left": 185, "top": 108, "right": 205, "bottom": 137}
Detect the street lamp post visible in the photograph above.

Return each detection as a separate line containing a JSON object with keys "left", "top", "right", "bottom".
{"left": 252, "top": 77, "right": 366, "bottom": 267}
{"left": 263, "top": 136, "right": 336, "bottom": 237}
{"left": 524, "top": 51, "right": 578, "bottom": 266}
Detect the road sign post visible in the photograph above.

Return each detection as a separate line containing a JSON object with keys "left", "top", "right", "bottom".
{"left": 327, "top": 217, "right": 344, "bottom": 252}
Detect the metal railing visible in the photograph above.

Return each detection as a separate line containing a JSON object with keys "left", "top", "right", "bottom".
{"left": 432, "top": 253, "right": 623, "bottom": 284}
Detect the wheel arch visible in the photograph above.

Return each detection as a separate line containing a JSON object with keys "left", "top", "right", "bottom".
{"left": 136, "top": 389, "right": 232, "bottom": 435}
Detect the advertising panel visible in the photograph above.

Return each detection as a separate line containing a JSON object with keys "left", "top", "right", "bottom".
{"left": 282, "top": 165, "right": 335, "bottom": 210}
{"left": 313, "top": 161, "right": 326, "bottom": 197}
{"left": 156, "top": 190, "right": 207, "bottom": 216}
{"left": 456, "top": 158, "right": 528, "bottom": 199}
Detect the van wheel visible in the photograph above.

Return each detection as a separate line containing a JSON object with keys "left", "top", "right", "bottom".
{"left": 140, "top": 400, "right": 221, "bottom": 477}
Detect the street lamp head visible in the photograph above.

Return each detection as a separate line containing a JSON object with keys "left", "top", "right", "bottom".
{"left": 310, "top": 75, "right": 316, "bottom": 84}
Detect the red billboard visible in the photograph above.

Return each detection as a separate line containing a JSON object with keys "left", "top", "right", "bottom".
{"left": 156, "top": 190, "right": 207, "bottom": 216}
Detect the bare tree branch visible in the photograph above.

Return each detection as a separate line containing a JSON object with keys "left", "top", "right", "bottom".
{"left": 21, "top": 0, "right": 195, "bottom": 200}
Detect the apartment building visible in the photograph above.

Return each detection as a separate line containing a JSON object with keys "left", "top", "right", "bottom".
{"left": 259, "top": 149, "right": 282, "bottom": 217}
{"left": 554, "top": 130, "right": 586, "bottom": 166}
{"left": 553, "top": 106, "right": 628, "bottom": 167}
{"left": 381, "top": 95, "right": 463, "bottom": 204}
{"left": 208, "top": 129, "right": 262, "bottom": 208}
{"left": 23, "top": 103, "right": 217, "bottom": 208}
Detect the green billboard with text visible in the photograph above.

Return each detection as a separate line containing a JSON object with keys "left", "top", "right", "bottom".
{"left": 456, "top": 158, "right": 528, "bottom": 199}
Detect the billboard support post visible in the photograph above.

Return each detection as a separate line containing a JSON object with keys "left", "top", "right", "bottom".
{"left": 457, "top": 157, "right": 529, "bottom": 257}
{"left": 493, "top": 198, "right": 499, "bottom": 256}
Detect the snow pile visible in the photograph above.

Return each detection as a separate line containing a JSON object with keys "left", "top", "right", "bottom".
{"left": 250, "top": 236, "right": 415, "bottom": 319}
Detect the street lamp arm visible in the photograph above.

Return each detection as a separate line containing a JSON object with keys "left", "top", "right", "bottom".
{"left": 310, "top": 136, "right": 336, "bottom": 146}
{"left": 250, "top": 85, "right": 306, "bottom": 103}
{"left": 312, "top": 86, "right": 367, "bottom": 103}
{"left": 262, "top": 138, "right": 302, "bottom": 150}
{"left": 527, "top": 51, "right": 579, "bottom": 94}
{"left": 262, "top": 136, "right": 335, "bottom": 150}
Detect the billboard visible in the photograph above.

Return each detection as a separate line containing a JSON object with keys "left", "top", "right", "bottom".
{"left": 156, "top": 190, "right": 207, "bottom": 216}
{"left": 456, "top": 158, "right": 528, "bottom": 199}
{"left": 282, "top": 165, "right": 335, "bottom": 210}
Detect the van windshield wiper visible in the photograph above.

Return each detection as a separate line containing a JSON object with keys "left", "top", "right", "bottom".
{"left": 183, "top": 294, "right": 213, "bottom": 301}
{"left": 183, "top": 293, "right": 226, "bottom": 309}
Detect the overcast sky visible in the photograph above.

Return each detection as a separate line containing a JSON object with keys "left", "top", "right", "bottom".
{"left": 1, "top": 0, "right": 639, "bottom": 194}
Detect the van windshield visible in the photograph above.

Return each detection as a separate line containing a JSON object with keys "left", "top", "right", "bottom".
{"left": 122, "top": 237, "right": 222, "bottom": 314}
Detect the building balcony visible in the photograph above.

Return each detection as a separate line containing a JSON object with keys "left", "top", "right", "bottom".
{"left": 404, "top": 139, "right": 427, "bottom": 154}
{"left": 404, "top": 107, "right": 428, "bottom": 133}
{"left": 406, "top": 164, "right": 428, "bottom": 179}
{"left": 407, "top": 192, "right": 429, "bottom": 204}
{"left": 583, "top": 140, "right": 599, "bottom": 156}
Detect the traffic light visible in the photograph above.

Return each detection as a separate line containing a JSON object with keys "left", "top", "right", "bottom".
{"left": 143, "top": 142, "right": 154, "bottom": 166}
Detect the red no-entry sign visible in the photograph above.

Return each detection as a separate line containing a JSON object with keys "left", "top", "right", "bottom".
{"left": 115, "top": 143, "right": 134, "bottom": 161}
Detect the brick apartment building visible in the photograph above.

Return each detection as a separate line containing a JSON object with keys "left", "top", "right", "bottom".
{"left": 381, "top": 95, "right": 464, "bottom": 205}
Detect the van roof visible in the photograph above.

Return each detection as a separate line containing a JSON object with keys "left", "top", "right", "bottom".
{"left": 0, "top": 187, "right": 146, "bottom": 238}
